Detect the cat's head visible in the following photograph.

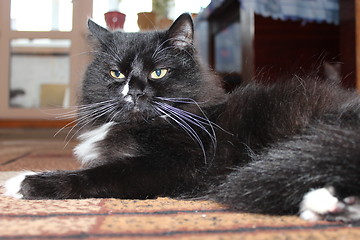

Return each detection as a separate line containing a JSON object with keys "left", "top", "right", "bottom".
{"left": 80, "top": 13, "right": 224, "bottom": 125}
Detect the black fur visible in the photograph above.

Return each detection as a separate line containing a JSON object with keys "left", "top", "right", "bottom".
{"left": 17, "top": 14, "right": 360, "bottom": 221}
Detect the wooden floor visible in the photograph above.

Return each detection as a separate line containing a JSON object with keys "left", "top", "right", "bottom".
{"left": 0, "top": 127, "right": 74, "bottom": 140}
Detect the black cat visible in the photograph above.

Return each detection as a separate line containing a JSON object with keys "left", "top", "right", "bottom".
{"left": 5, "top": 14, "right": 360, "bottom": 222}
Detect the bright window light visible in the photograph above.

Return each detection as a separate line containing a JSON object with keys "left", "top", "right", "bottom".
{"left": 93, "top": 0, "right": 211, "bottom": 32}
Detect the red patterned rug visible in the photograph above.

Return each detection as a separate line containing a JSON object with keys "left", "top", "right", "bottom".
{"left": 1, "top": 138, "right": 360, "bottom": 239}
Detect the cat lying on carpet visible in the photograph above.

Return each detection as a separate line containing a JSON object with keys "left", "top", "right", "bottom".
{"left": 5, "top": 13, "right": 360, "bottom": 223}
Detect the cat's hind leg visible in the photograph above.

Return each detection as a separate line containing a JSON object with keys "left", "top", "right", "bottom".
{"left": 212, "top": 124, "right": 360, "bottom": 221}
{"left": 300, "top": 187, "right": 360, "bottom": 222}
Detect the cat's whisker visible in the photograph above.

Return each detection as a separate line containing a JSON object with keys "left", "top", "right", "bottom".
{"left": 55, "top": 111, "right": 79, "bottom": 120}
{"left": 59, "top": 115, "right": 92, "bottom": 145}
{"left": 62, "top": 114, "right": 95, "bottom": 145}
{"left": 78, "top": 101, "right": 118, "bottom": 125}
{"left": 154, "top": 108, "right": 183, "bottom": 130}
{"left": 63, "top": 122, "right": 89, "bottom": 148}
{"left": 69, "top": 50, "right": 98, "bottom": 58}
{"left": 155, "top": 102, "right": 218, "bottom": 163}
{"left": 107, "top": 102, "right": 127, "bottom": 123}
{"left": 179, "top": 99, "right": 218, "bottom": 147}
{"left": 154, "top": 40, "right": 196, "bottom": 63}
{"left": 156, "top": 100, "right": 214, "bottom": 127}
{"left": 155, "top": 97, "right": 207, "bottom": 105}
{"left": 54, "top": 118, "right": 79, "bottom": 138}
{"left": 154, "top": 108, "right": 176, "bottom": 127}
{"left": 156, "top": 102, "right": 217, "bottom": 145}
{"left": 103, "top": 45, "right": 124, "bottom": 63}
{"left": 77, "top": 99, "right": 117, "bottom": 110}
{"left": 174, "top": 112, "right": 216, "bottom": 147}
{"left": 155, "top": 98, "right": 216, "bottom": 131}
{"left": 56, "top": 100, "right": 116, "bottom": 121}
{"left": 152, "top": 37, "right": 196, "bottom": 64}
{"left": 105, "top": 104, "right": 121, "bottom": 123}
{"left": 76, "top": 105, "right": 113, "bottom": 126}
{"left": 56, "top": 99, "right": 119, "bottom": 145}
{"left": 56, "top": 114, "right": 77, "bottom": 120}
{"left": 56, "top": 100, "right": 116, "bottom": 120}
{"left": 152, "top": 38, "right": 174, "bottom": 59}
{"left": 73, "top": 49, "right": 126, "bottom": 62}
{"left": 155, "top": 106, "right": 207, "bottom": 163}
{"left": 153, "top": 46, "right": 174, "bottom": 60}
{"left": 109, "top": 110, "right": 121, "bottom": 123}
{"left": 55, "top": 108, "right": 100, "bottom": 137}
{"left": 154, "top": 98, "right": 225, "bottom": 162}
{"left": 63, "top": 102, "right": 119, "bottom": 147}
{"left": 62, "top": 123, "right": 81, "bottom": 148}
{"left": 38, "top": 106, "right": 78, "bottom": 121}
{"left": 156, "top": 97, "right": 233, "bottom": 136}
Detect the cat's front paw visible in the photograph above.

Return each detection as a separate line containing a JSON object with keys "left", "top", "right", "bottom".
{"left": 4, "top": 171, "right": 66, "bottom": 199}
{"left": 4, "top": 171, "right": 37, "bottom": 199}
{"left": 300, "top": 187, "right": 360, "bottom": 223}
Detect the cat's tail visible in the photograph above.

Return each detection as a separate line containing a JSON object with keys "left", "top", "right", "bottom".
{"left": 212, "top": 122, "right": 360, "bottom": 222}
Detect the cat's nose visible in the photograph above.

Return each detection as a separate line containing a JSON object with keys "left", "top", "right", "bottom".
{"left": 126, "top": 77, "right": 147, "bottom": 103}
{"left": 126, "top": 89, "right": 145, "bottom": 104}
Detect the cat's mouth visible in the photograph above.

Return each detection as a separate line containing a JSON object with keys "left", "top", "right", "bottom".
{"left": 116, "top": 96, "right": 160, "bottom": 122}
{"left": 132, "top": 106, "right": 140, "bottom": 112}
{"left": 125, "top": 96, "right": 148, "bottom": 113}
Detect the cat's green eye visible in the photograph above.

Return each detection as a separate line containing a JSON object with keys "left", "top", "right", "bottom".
{"left": 150, "top": 69, "right": 168, "bottom": 79}
{"left": 110, "top": 70, "right": 125, "bottom": 79}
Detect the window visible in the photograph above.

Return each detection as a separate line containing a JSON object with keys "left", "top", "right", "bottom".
{"left": 11, "top": 0, "right": 73, "bottom": 31}
{"left": 0, "top": 0, "right": 92, "bottom": 120}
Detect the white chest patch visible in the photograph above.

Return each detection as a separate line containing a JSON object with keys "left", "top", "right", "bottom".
{"left": 74, "top": 122, "right": 115, "bottom": 166}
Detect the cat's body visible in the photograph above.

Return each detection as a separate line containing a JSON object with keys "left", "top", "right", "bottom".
{"left": 5, "top": 14, "right": 360, "bottom": 222}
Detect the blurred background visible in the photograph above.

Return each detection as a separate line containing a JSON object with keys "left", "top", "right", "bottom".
{"left": 0, "top": 0, "right": 357, "bottom": 128}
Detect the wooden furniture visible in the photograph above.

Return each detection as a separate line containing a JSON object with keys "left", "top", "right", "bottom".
{"left": 341, "top": 0, "right": 357, "bottom": 88}
{"left": 196, "top": 0, "right": 358, "bottom": 90}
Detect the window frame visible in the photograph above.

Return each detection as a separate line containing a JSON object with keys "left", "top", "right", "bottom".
{"left": 0, "top": 0, "right": 93, "bottom": 120}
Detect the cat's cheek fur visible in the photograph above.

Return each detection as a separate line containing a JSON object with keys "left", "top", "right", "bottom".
{"left": 74, "top": 122, "right": 115, "bottom": 166}
{"left": 4, "top": 171, "right": 37, "bottom": 199}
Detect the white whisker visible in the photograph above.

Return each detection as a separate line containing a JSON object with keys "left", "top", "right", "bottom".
{"left": 156, "top": 103, "right": 216, "bottom": 145}
{"left": 152, "top": 96, "right": 234, "bottom": 164}
{"left": 63, "top": 102, "right": 118, "bottom": 147}
{"left": 55, "top": 99, "right": 119, "bottom": 147}
{"left": 156, "top": 106, "right": 207, "bottom": 162}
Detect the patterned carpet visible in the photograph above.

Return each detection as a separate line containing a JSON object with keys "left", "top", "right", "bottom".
{"left": 1, "top": 136, "right": 360, "bottom": 239}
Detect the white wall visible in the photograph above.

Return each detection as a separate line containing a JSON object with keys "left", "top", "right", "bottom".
{"left": 10, "top": 54, "right": 70, "bottom": 108}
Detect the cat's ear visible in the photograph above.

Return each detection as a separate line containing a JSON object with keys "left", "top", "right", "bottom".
{"left": 167, "top": 13, "right": 194, "bottom": 49}
{"left": 88, "top": 19, "right": 109, "bottom": 41}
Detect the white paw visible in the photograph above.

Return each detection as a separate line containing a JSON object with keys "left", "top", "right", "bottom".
{"left": 300, "top": 209, "right": 323, "bottom": 221}
{"left": 300, "top": 187, "right": 344, "bottom": 221}
{"left": 4, "top": 171, "right": 36, "bottom": 199}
